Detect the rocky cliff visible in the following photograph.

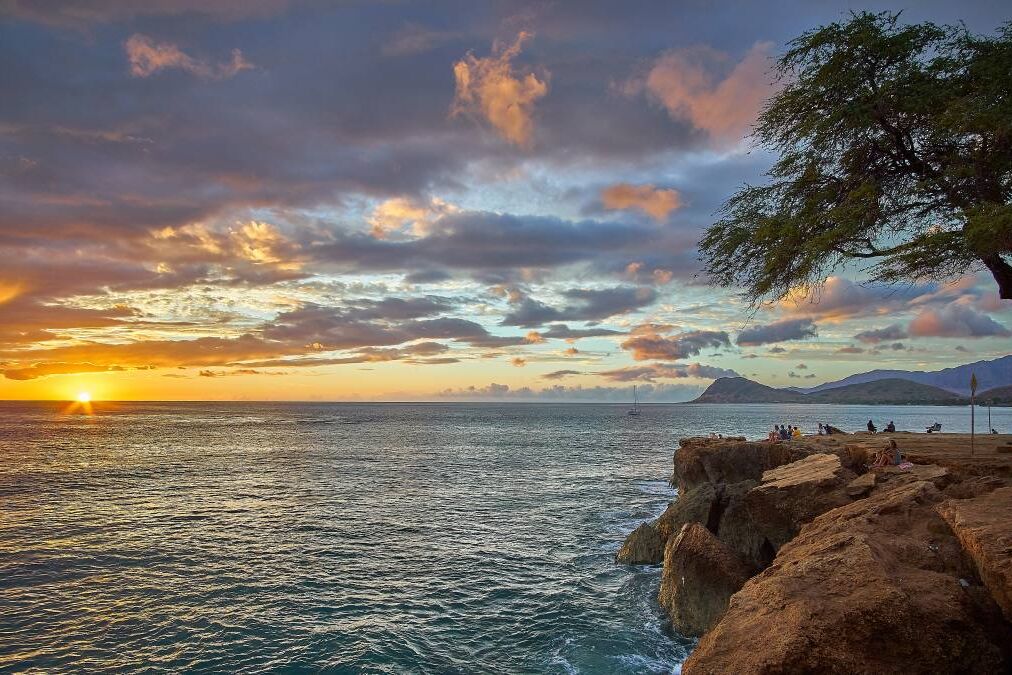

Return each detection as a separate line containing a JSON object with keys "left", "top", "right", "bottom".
{"left": 618, "top": 433, "right": 1012, "bottom": 673}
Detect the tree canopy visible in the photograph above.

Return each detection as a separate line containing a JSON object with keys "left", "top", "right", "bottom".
{"left": 700, "top": 12, "right": 1012, "bottom": 303}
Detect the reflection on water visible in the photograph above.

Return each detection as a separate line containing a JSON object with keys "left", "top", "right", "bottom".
{"left": 0, "top": 402, "right": 1006, "bottom": 673}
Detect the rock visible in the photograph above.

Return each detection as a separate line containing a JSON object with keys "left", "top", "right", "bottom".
{"left": 876, "top": 463, "right": 951, "bottom": 488}
{"left": 943, "top": 475, "right": 1007, "bottom": 500}
{"left": 658, "top": 523, "right": 751, "bottom": 637}
{"left": 711, "top": 479, "right": 770, "bottom": 572}
{"left": 846, "top": 471, "right": 876, "bottom": 497}
{"left": 654, "top": 483, "right": 717, "bottom": 543}
{"left": 673, "top": 438, "right": 814, "bottom": 492}
{"left": 744, "top": 453, "right": 856, "bottom": 550}
{"left": 685, "top": 480, "right": 1009, "bottom": 674}
{"left": 615, "top": 522, "right": 663, "bottom": 565}
{"left": 617, "top": 484, "right": 719, "bottom": 565}
{"left": 937, "top": 487, "right": 1012, "bottom": 621}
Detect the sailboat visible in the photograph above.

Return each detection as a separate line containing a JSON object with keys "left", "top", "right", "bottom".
{"left": 628, "top": 385, "right": 641, "bottom": 416}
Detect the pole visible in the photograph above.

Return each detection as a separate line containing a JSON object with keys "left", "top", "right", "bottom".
{"left": 970, "top": 372, "right": 977, "bottom": 459}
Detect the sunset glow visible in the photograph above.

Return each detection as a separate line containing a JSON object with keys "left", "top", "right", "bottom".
{"left": 0, "top": 3, "right": 1009, "bottom": 402}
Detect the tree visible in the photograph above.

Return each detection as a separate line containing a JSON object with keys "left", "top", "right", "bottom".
{"left": 700, "top": 12, "right": 1012, "bottom": 303}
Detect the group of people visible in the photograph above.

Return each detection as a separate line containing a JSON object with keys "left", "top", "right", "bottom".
{"left": 768, "top": 424, "right": 802, "bottom": 442}
{"left": 866, "top": 419, "right": 897, "bottom": 433}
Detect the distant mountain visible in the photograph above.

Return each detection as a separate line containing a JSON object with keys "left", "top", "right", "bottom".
{"left": 805, "top": 378, "right": 963, "bottom": 405}
{"left": 692, "top": 377, "right": 807, "bottom": 403}
{"left": 795, "top": 355, "right": 1012, "bottom": 396}
{"left": 978, "top": 385, "right": 1012, "bottom": 405}
{"left": 692, "top": 376, "right": 966, "bottom": 405}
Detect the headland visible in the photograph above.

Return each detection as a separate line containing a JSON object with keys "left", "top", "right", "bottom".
{"left": 618, "top": 431, "right": 1012, "bottom": 673}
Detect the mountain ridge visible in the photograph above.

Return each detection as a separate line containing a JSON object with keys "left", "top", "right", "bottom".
{"left": 692, "top": 376, "right": 995, "bottom": 405}
{"left": 793, "top": 354, "right": 1012, "bottom": 396}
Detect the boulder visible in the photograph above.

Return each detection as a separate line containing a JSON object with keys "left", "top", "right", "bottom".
{"left": 658, "top": 523, "right": 751, "bottom": 637}
{"left": 617, "top": 483, "right": 719, "bottom": 565}
{"left": 744, "top": 453, "right": 856, "bottom": 550}
{"left": 615, "top": 522, "right": 663, "bottom": 565}
{"left": 937, "top": 487, "right": 1012, "bottom": 621}
{"left": 846, "top": 471, "right": 876, "bottom": 497}
{"left": 685, "top": 480, "right": 1009, "bottom": 674}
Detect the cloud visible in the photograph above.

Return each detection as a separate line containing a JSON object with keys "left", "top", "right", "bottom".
{"left": 367, "top": 197, "right": 457, "bottom": 239}
{"left": 125, "top": 34, "right": 253, "bottom": 79}
{"left": 632, "top": 42, "right": 774, "bottom": 142}
{"left": 542, "top": 369, "right": 582, "bottom": 380}
{"left": 854, "top": 324, "right": 908, "bottom": 344}
{"left": 540, "top": 324, "right": 623, "bottom": 340}
{"left": 501, "top": 286, "right": 657, "bottom": 327}
{"left": 601, "top": 183, "right": 681, "bottom": 221}
{"left": 437, "top": 382, "right": 704, "bottom": 402}
{"left": 621, "top": 326, "right": 730, "bottom": 361}
{"left": 736, "top": 317, "right": 817, "bottom": 346}
{"left": 599, "top": 362, "right": 738, "bottom": 382}
{"left": 908, "top": 303, "right": 1011, "bottom": 338}
{"left": 836, "top": 346, "right": 865, "bottom": 354}
{"left": 451, "top": 32, "right": 549, "bottom": 146}
{"left": 511, "top": 356, "right": 527, "bottom": 367}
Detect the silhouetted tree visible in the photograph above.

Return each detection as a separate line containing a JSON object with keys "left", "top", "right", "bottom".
{"left": 701, "top": 12, "right": 1012, "bottom": 302}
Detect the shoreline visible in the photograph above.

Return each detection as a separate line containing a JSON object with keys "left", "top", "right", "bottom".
{"left": 618, "top": 431, "right": 1012, "bottom": 673}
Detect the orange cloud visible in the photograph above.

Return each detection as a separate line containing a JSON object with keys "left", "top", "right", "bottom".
{"left": 367, "top": 197, "right": 458, "bottom": 239}
{"left": 125, "top": 34, "right": 253, "bottom": 79}
{"left": 638, "top": 42, "right": 774, "bottom": 142}
{"left": 601, "top": 183, "right": 681, "bottom": 221}
{"left": 451, "top": 32, "right": 549, "bottom": 147}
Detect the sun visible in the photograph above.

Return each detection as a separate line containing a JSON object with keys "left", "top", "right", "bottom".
{"left": 76, "top": 391, "right": 92, "bottom": 403}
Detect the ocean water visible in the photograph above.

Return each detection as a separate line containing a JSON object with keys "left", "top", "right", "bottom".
{"left": 1, "top": 401, "right": 1008, "bottom": 674}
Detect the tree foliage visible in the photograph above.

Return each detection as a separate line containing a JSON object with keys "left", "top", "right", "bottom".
{"left": 700, "top": 12, "right": 1012, "bottom": 303}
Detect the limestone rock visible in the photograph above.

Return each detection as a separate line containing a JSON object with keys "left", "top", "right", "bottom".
{"left": 658, "top": 523, "right": 751, "bottom": 637}
{"left": 937, "top": 487, "right": 1012, "bottom": 621}
{"left": 615, "top": 522, "right": 663, "bottom": 565}
{"left": 846, "top": 471, "right": 876, "bottom": 497}
{"left": 744, "top": 453, "right": 856, "bottom": 550}
{"left": 684, "top": 480, "right": 1009, "bottom": 674}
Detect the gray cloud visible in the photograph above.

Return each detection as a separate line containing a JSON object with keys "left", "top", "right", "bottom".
{"left": 854, "top": 324, "right": 909, "bottom": 344}
{"left": 736, "top": 318, "right": 817, "bottom": 346}
{"left": 501, "top": 286, "right": 657, "bottom": 327}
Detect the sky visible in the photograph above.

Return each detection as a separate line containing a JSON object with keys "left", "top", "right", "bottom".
{"left": 1, "top": 0, "right": 1010, "bottom": 402}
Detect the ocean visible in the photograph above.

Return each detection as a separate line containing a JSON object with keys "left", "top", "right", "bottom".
{"left": 1, "top": 401, "right": 1008, "bottom": 674}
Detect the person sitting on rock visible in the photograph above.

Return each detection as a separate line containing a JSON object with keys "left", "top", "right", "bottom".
{"left": 779, "top": 425, "right": 790, "bottom": 440}
{"left": 791, "top": 425, "right": 802, "bottom": 438}
{"left": 818, "top": 422, "right": 825, "bottom": 435}
{"left": 768, "top": 428, "right": 778, "bottom": 442}
{"left": 885, "top": 421, "right": 896, "bottom": 433}
{"left": 867, "top": 419, "right": 877, "bottom": 433}
{"left": 872, "top": 439, "right": 903, "bottom": 467}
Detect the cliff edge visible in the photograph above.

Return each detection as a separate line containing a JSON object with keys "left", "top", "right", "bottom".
{"left": 618, "top": 433, "right": 1012, "bottom": 673}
